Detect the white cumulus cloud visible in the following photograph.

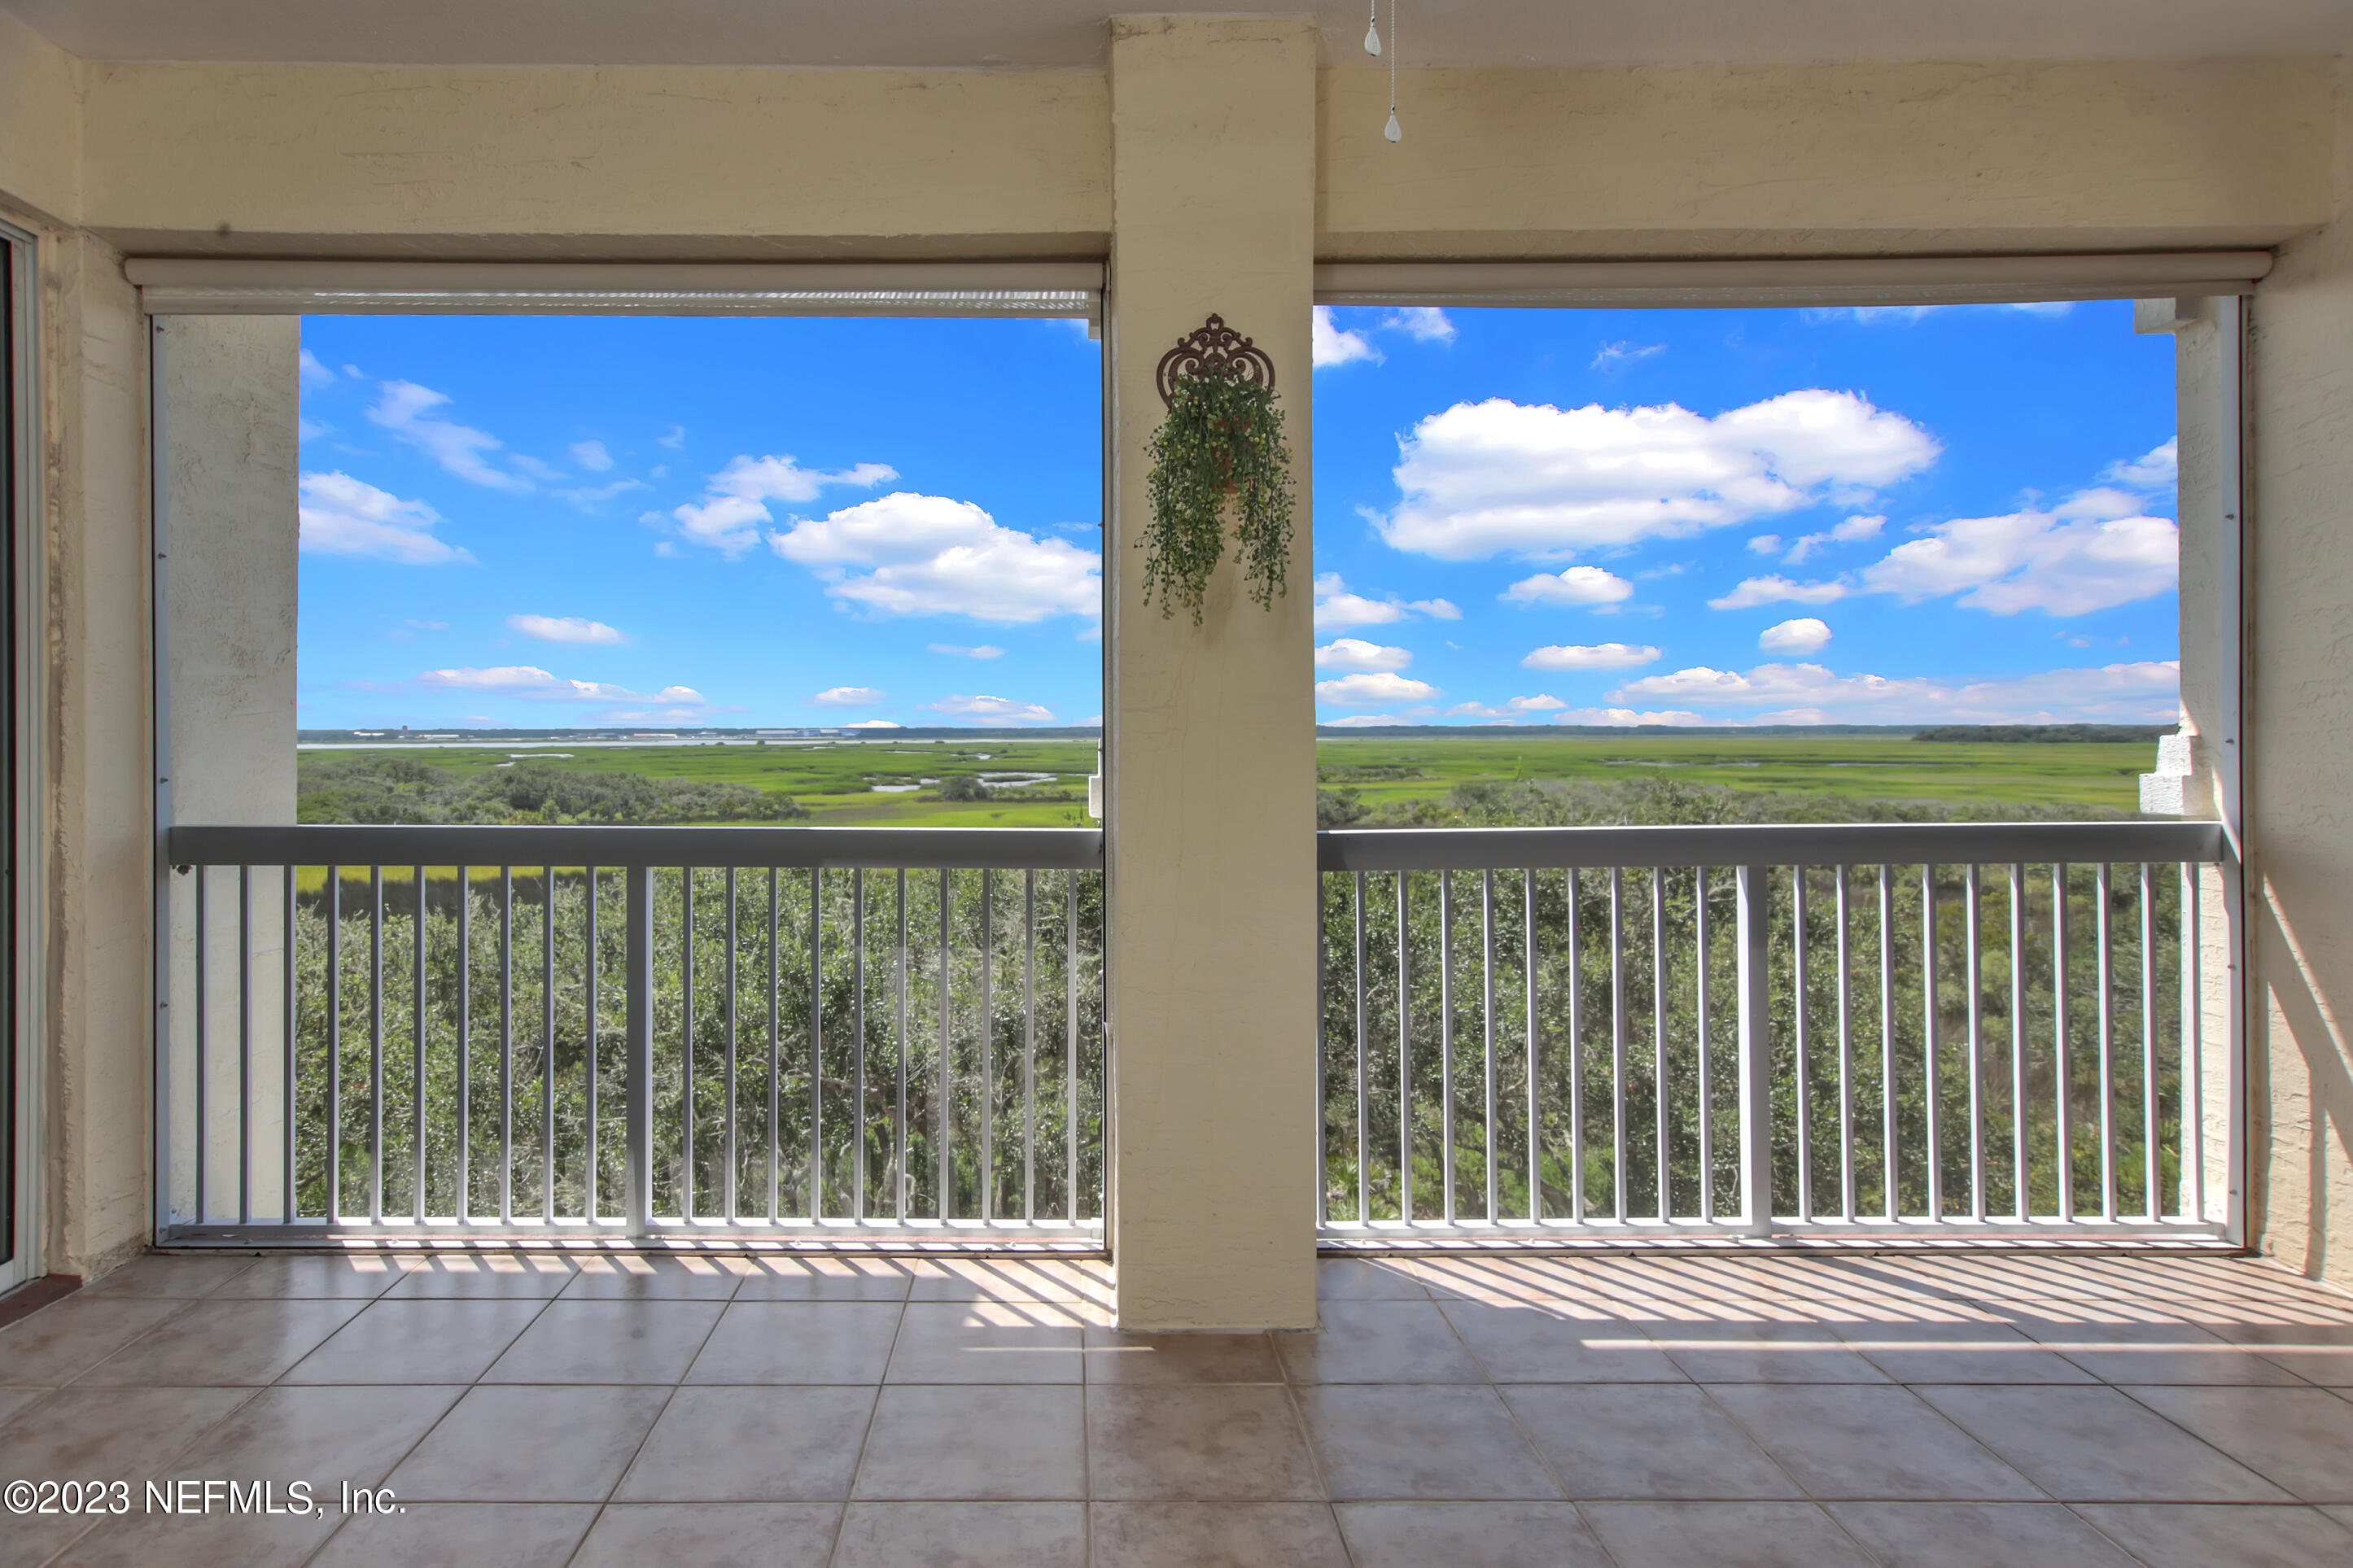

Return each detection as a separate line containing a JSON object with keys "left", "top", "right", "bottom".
{"left": 1857, "top": 504, "right": 2176, "bottom": 616}
{"left": 299, "top": 472, "right": 473, "bottom": 566}
{"left": 507, "top": 614, "right": 628, "bottom": 645}
{"left": 1609, "top": 658, "right": 2179, "bottom": 725}
{"left": 927, "top": 644, "right": 1006, "bottom": 660}
{"left": 671, "top": 452, "right": 898, "bottom": 557}
{"left": 842, "top": 719, "right": 903, "bottom": 729}
{"left": 367, "top": 381, "right": 531, "bottom": 491}
{"left": 1521, "top": 643, "right": 1662, "bottom": 671}
{"left": 1759, "top": 618, "right": 1832, "bottom": 654}
{"left": 569, "top": 439, "right": 614, "bottom": 473}
{"left": 299, "top": 348, "right": 338, "bottom": 392}
{"left": 1448, "top": 695, "right": 1568, "bottom": 720}
{"left": 1550, "top": 707, "right": 1708, "bottom": 727}
{"left": 1314, "top": 639, "right": 1414, "bottom": 673}
{"left": 1316, "top": 671, "right": 1440, "bottom": 705}
{"left": 1708, "top": 575, "right": 1852, "bottom": 610}
{"left": 1320, "top": 714, "right": 1416, "bottom": 728}
{"left": 1383, "top": 306, "right": 1457, "bottom": 343}
{"left": 811, "top": 686, "right": 886, "bottom": 707}
{"left": 1500, "top": 567, "right": 1636, "bottom": 608}
{"left": 1378, "top": 389, "right": 1940, "bottom": 561}
{"left": 770, "top": 492, "right": 1100, "bottom": 623}
{"left": 1313, "top": 573, "right": 1460, "bottom": 631}
{"left": 417, "top": 666, "right": 711, "bottom": 710}
{"left": 1312, "top": 307, "right": 1381, "bottom": 369}
{"left": 1784, "top": 513, "right": 1885, "bottom": 563}
{"left": 1592, "top": 341, "right": 1664, "bottom": 371}
{"left": 2102, "top": 437, "right": 2178, "bottom": 491}
{"left": 929, "top": 693, "right": 1057, "bottom": 723}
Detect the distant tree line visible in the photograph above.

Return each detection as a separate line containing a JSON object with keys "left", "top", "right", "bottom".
{"left": 1911, "top": 725, "right": 2169, "bottom": 744}
{"left": 298, "top": 754, "right": 807, "bottom": 825}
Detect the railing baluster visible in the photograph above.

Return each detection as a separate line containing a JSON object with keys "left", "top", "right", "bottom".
{"left": 897, "top": 869, "right": 911, "bottom": 1222}
{"left": 1878, "top": 863, "right": 1896, "bottom": 1221}
{"left": 456, "top": 867, "right": 470, "bottom": 1222}
{"left": 1966, "top": 863, "right": 1986, "bottom": 1222}
{"left": 2054, "top": 863, "right": 2073, "bottom": 1223}
{"left": 1835, "top": 865, "right": 1854, "bottom": 1222}
{"left": 1793, "top": 864, "right": 1812, "bottom": 1224}
{"left": 282, "top": 864, "right": 296, "bottom": 1224}
{"left": 852, "top": 867, "right": 865, "bottom": 1223}
{"left": 808, "top": 867, "right": 822, "bottom": 1221}
{"left": 1736, "top": 864, "right": 1772, "bottom": 1234}
{"left": 768, "top": 868, "right": 780, "bottom": 1221}
{"left": 1609, "top": 867, "right": 1625, "bottom": 1223}
{"left": 498, "top": 867, "right": 511, "bottom": 1225}
{"left": 2141, "top": 862, "right": 2160, "bottom": 1221}
{"left": 2010, "top": 863, "right": 2028, "bottom": 1221}
{"left": 1397, "top": 870, "right": 1412, "bottom": 1225}
{"left": 1652, "top": 866, "right": 1669, "bottom": 1224}
{"left": 541, "top": 866, "right": 554, "bottom": 1224}
{"left": 2097, "top": 859, "right": 2117, "bottom": 1221}
{"left": 1524, "top": 867, "right": 1539, "bottom": 1224}
{"left": 1065, "top": 870, "right": 1078, "bottom": 1221}
{"left": 1567, "top": 867, "right": 1583, "bottom": 1223}
{"left": 1697, "top": 867, "right": 1713, "bottom": 1224}
{"left": 584, "top": 867, "right": 597, "bottom": 1224}
{"left": 624, "top": 865, "right": 652, "bottom": 1239}
{"left": 726, "top": 867, "right": 740, "bottom": 1222}
{"left": 1922, "top": 863, "right": 1941, "bottom": 1222}
{"left": 194, "top": 865, "right": 208, "bottom": 1223}
{"left": 1355, "top": 872, "right": 1370, "bottom": 1225}
{"left": 1440, "top": 868, "right": 1456, "bottom": 1225}
{"left": 240, "top": 864, "right": 254, "bottom": 1226}
{"left": 412, "top": 863, "right": 425, "bottom": 1225}
{"left": 370, "top": 867, "right": 385, "bottom": 1225}
{"left": 326, "top": 866, "right": 341, "bottom": 1222}
{"left": 684, "top": 868, "right": 698, "bottom": 1223}
{"left": 1023, "top": 869, "right": 1037, "bottom": 1225}
{"left": 2185, "top": 863, "right": 2204, "bottom": 1223}
{"left": 1485, "top": 867, "right": 1500, "bottom": 1225}
{"left": 981, "top": 867, "right": 995, "bottom": 1223}
{"left": 938, "top": 868, "right": 951, "bottom": 1221}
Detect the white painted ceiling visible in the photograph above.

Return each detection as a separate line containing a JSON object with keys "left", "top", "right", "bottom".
{"left": 6, "top": 0, "right": 2351, "bottom": 68}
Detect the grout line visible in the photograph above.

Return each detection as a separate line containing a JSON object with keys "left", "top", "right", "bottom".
{"left": 821, "top": 1278, "right": 912, "bottom": 1566}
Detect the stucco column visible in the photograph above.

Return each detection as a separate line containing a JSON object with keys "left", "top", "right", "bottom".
{"left": 158, "top": 314, "right": 299, "bottom": 1229}
{"left": 1104, "top": 15, "right": 1319, "bottom": 1330}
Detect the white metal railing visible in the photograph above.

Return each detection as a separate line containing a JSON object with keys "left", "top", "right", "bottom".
{"left": 1316, "top": 821, "right": 2234, "bottom": 1242}
{"left": 157, "top": 825, "right": 1104, "bottom": 1244}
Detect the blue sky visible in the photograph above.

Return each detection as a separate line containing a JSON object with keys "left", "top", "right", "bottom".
{"left": 297, "top": 300, "right": 2176, "bottom": 731}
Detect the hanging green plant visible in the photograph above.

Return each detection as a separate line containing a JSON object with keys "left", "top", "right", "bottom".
{"left": 1141, "top": 315, "right": 1296, "bottom": 624}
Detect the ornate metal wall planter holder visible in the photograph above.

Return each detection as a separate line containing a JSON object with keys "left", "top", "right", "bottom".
{"left": 1141, "top": 314, "right": 1297, "bottom": 624}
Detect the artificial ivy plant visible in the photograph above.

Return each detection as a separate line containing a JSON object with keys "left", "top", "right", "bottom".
{"left": 1140, "top": 359, "right": 1297, "bottom": 624}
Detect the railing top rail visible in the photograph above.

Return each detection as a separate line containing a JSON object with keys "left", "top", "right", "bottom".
{"left": 170, "top": 823, "right": 1105, "bottom": 872}
{"left": 1315, "top": 819, "right": 2227, "bottom": 873}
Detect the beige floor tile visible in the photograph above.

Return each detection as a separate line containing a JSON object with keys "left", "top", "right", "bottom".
{"left": 2071, "top": 1503, "right": 2353, "bottom": 1568}
{"left": 1918, "top": 1384, "right": 2290, "bottom": 1502}
{"left": 1316, "top": 1259, "right": 1428, "bottom": 1300}
{"left": 383, "top": 1385, "right": 671, "bottom": 1501}
{"left": 308, "top": 1502, "right": 598, "bottom": 1567}
{"left": 882, "top": 1300, "right": 1086, "bottom": 1384}
{"left": 1410, "top": 1256, "right": 1615, "bottom": 1303}
{"left": 571, "top": 1502, "right": 839, "bottom": 1567}
{"left": 1299, "top": 1384, "right": 1559, "bottom": 1500}
{"left": 378, "top": 1253, "right": 580, "bottom": 1299}
{"left": 0, "top": 1387, "right": 253, "bottom": 1568}
{"left": 730, "top": 1256, "right": 915, "bottom": 1301}
{"left": 2120, "top": 1383, "right": 2353, "bottom": 1501}
{"left": 208, "top": 1254, "right": 409, "bottom": 1299}
{"left": 852, "top": 1385, "right": 1086, "bottom": 1500}
{"left": 0, "top": 1296, "right": 185, "bottom": 1386}
{"left": 280, "top": 1298, "right": 550, "bottom": 1384}
{"left": 1581, "top": 1500, "right": 1879, "bottom": 1567}
{"left": 614, "top": 1385, "right": 873, "bottom": 1501}
{"left": 0, "top": 1388, "right": 40, "bottom": 1424}
{"left": 684, "top": 1300, "right": 903, "bottom": 1384}
{"left": 160, "top": 1383, "right": 461, "bottom": 1488}
{"left": 73, "top": 1298, "right": 365, "bottom": 1386}
{"left": 832, "top": 1502, "right": 1085, "bottom": 1567}
{"left": 1834, "top": 1319, "right": 2097, "bottom": 1384}
{"left": 479, "top": 1298, "right": 723, "bottom": 1383}
{"left": 1086, "top": 1384, "right": 1322, "bottom": 1500}
{"left": 559, "top": 1253, "right": 751, "bottom": 1300}
{"left": 1336, "top": 1501, "right": 1616, "bottom": 1567}
{"left": 1997, "top": 1301, "right": 2308, "bottom": 1385}
{"left": 1707, "top": 1384, "right": 2040, "bottom": 1500}
{"left": 1640, "top": 1313, "right": 1893, "bottom": 1384}
{"left": 2207, "top": 1319, "right": 2353, "bottom": 1386}
{"left": 1501, "top": 1383, "right": 1800, "bottom": 1500}
{"left": 48, "top": 1503, "right": 342, "bottom": 1568}
{"left": 1081, "top": 1328, "right": 1282, "bottom": 1383}
{"left": 1825, "top": 1501, "right": 2137, "bottom": 1566}
{"left": 903, "top": 1257, "right": 1111, "bottom": 1304}
{"left": 1275, "top": 1299, "right": 1484, "bottom": 1383}
{"left": 1092, "top": 1501, "right": 1351, "bottom": 1566}
{"left": 79, "top": 1255, "right": 253, "bottom": 1299}
{"left": 1441, "top": 1298, "right": 1686, "bottom": 1382}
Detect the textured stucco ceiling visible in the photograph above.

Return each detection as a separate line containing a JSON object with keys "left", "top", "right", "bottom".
{"left": 7, "top": 0, "right": 2352, "bottom": 68}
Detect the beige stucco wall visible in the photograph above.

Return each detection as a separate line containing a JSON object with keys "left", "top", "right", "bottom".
{"left": 1319, "top": 61, "right": 2338, "bottom": 258}
{"left": 2245, "top": 91, "right": 2353, "bottom": 1288}
{"left": 1105, "top": 14, "right": 1320, "bottom": 1330}
{"left": 0, "top": 10, "right": 81, "bottom": 229}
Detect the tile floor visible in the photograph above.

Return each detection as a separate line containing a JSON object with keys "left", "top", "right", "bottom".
{"left": 2, "top": 1248, "right": 2352, "bottom": 1565}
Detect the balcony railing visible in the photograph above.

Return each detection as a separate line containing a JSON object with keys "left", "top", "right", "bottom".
{"left": 1316, "top": 821, "right": 2234, "bottom": 1241}
{"left": 158, "top": 825, "right": 1105, "bottom": 1243}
